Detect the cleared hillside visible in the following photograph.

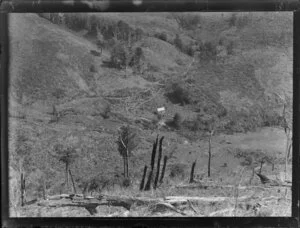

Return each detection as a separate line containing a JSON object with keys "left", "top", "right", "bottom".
{"left": 8, "top": 12, "right": 292, "bottom": 217}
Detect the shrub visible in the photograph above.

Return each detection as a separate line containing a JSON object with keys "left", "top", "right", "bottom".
{"left": 169, "top": 163, "right": 186, "bottom": 179}
{"left": 261, "top": 110, "right": 282, "bottom": 127}
{"left": 64, "top": 14, "right": 87, "bottom": 31}
{"left": 90, "top": 64, "right": 98, "bottom": 73}
{"left": 226, "top": 41, "right": 234, "bottom": 55}
{"left": 154, "top": 32, "right": 168, "bottom": 42}
{"left": 172, "top": 13, "right": 201, "bottom": 30}
{"left": 173, "top": 113, "right": 182, "bottom": 129}
{"left": 100, "top": 103, "right": 111, "bottom": 119}
{"left": 228, "top": 13, "right": 238, "bottom": 27}
{"left": 174, "top": 34, "right": 184, "bottom": 52}
{"left": 198, "top": 41, "right": 217, "bottom": 62}
{"left": 165, "top": 83, "right": 191, "bottom": 106}
{"left": 129, "top": 47, "right": 146, "bottom": 73}
{"left": 52, "top": 88, "right": 65, "bottom": 100}
{"left": 110, "top": 43, "right": 131, "bottom": 69}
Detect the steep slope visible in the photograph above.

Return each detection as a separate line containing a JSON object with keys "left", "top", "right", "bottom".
{"left": 9, "top": 13, "right": 97, "bottom": 105}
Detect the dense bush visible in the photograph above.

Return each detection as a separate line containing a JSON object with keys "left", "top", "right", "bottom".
{"left": 129, "top": 47, "right": 146, "bottom": 73}
{"left": 165, "top": 83, "right": 191, "bottom": 106}
{"left": 110, "top": 42, "right": 131, "bottom": 69}
{"left": 154, "top": 32, "right": 168, "bottom": 42}
{"left": 166, "top": 113, "right": 183, "bottom": 130}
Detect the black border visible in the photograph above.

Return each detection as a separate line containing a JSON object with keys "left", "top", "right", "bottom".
{"left": 1, "top": 2, "right": 299, "bottom": 228}
{"left": 0, "top": 0, "right": 300, "bottom": 12}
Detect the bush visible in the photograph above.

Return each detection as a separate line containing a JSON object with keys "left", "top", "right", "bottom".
{"left": 228, "top": 13, "right": 238, "bottom": 27}
{"left": 129, "top": 47, "right": 146, "bottom": 73}
{"left": 155, "top": 32, "right": 168, "bottom": 42}
{"left": 169, "top": 163, "right": 186, "bottom": 179}
{"left": 100, "top": 103, "right": 111, "bottom": 119}
{"left": 174, "top": 34, "right": 184, "bottom": 52}
{"left": 173, "top": 13, "right": 201, "bottom": 30}
{"left": 261, "top": 110, "right": 282, "bottom": 127}
{"left": 198, "top": 41, "right": 217, "bottom": 62}
{"left": 110, "top": 43, "right": 131, "bottom": 69}
{"left": 64, "top": 14, "right": 87, "bottom": 31}
{"left": 52, "top": 88, "right": 65, "bottom": 100}
{"left": 165, "top": 83, "right": 191, "bottom": 106}
{"left": 90, "top": 64, "right": 98, "bottom": 73}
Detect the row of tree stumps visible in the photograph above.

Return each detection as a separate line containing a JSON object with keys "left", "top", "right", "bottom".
{"left": 140, "top": 135, "right": 168, "bottom": 191}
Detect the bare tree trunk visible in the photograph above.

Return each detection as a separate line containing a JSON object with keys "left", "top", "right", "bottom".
{"left": 154, "top": 137, "right": 164, "bottom": 189}
{"left": 249, "top": 167, "right": 255, "bottom": 185}
{"left": 140, "top": 166, "right": 148, "bottom": 191}
{"left": 259, "top": 160, "right": 264, "bottom": 174}
{"left": 42, "top": 177, "right": 46, "bottom": 200}
{"left": 208, "top": 132, "right": 212, "bottom": 177}
{"left": 159, "top": 156, "right": 168, "bottom": 184}
{"left": 189, "top": 160, "right": 197, "bottom": 183}
{"left": 69, "top": 169, "right": 77, "bottom": 194}
{"left": 284, "top": 133, "right": 290, "bottom": 180}
{"left": 65, "top": 163, "right": 69, "bottom": 192}
{"left": 126, "top": 149, "right": 129, "bottom": 178}
{"left": 20, "top": 173, "right": 26, "bottom": 206}
{"left": 144, "top": 137, "right": 158, "bottom": 191}
{"left": 123, "top": 156, "right": 126, "bottom": 177}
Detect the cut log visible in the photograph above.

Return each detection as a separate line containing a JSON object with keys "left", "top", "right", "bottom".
{"left": 149, "top": 202, "right": 187, "bottom": 215}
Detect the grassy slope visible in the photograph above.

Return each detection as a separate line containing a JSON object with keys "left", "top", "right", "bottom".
{"left": 8, "top": 13, "right": 292, "bottom": 215}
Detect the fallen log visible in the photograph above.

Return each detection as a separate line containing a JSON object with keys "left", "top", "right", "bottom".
{"left": 149, "top": 202, "right": 187, "bottom": 216}
{"left": 175, "top": 183, "right": 292, "bottom": 190}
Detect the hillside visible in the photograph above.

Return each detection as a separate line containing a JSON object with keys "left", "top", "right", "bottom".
{"left": 8, "top": 12, "right": 292, "bottom": 217}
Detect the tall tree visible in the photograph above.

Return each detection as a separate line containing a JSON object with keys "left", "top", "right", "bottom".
{"left": 116, "top": 125, "right": 138, "bottom": 178}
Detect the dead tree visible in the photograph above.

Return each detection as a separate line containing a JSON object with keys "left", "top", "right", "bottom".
{"left": 189, "top": 160, "right": 197, "bottom": 183}
{"left": 69, "top": 169, "right": 77, "bottom": 194}
{"left": 154, "top": 136, "right": 164, "bottom": 189}
{"left": 139, "top": 165, "right": 148, "bottom": 191}
{"left": 20, "top": 173, "right": 26, "bottom": 206}
{"left": 50, "top": 105, "right": 59, "bottom": 123}
{"left": 159, "top": 156, "right": 168, "bottom": 184}
{"left": 259, "top": 159, "right": 265, "bottom": 174}
{"left": 208, "top": 130, "right": 214, "bottom": 177}
{"left": 42, "top": 175, "right": 47, "bottom": 200}
{"left": 279, "top": 102, "right": 292, "bottom": 181}
{"left": 204, "top": 112, "right": 228, "bottom": 178}
{"left": 144, "top": 135, "right": 159, "bottom": 191}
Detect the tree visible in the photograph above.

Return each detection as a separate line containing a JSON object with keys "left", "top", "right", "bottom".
{"left": 274, "top": 93, "right": 292, "bottom": 181}
{"left": 116, "top": 125, "right": 138, "bottom": 179}
{"left": 281, "top": 102, "right": 292, "bottom": 181}
{"left": 172, "top": 13, "right": 201, "bottom": 30}
{"left": 202, "top": 113, "right": 228, "bottom": 177}
{"left": 51, "top": 144, "right": 79, "bottom": 193}
{"left": 110, "top": 42, "right": 131, "bottom": 69}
